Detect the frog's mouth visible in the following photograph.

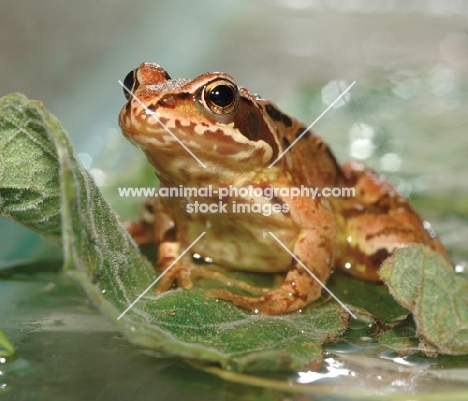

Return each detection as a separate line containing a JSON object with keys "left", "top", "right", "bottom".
{"left": 120, "top": 119, "right": 276, "bottom": 171}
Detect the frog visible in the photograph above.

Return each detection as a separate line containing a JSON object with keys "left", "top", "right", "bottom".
{"left": 118, "top": 62, "right": 447, "bottom": 315}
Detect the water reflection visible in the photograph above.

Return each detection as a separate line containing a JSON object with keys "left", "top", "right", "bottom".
{"left": 380, "top": 152, "right": 401, "bottom": 172}
{"left": 455, "top": 262, "right": 467, "bottom": 274}
{"left": 391, "top": 70, "right": 420, "bottom": 99}
{"left": 321, "top": 80, "right": 351, "bottom": 108}
{"left": 429, "top": 66, "right": 458, "bottom": 96}
{"left": 348, "top": 123, "right": 375, "bottom": 160}
{"left": 297, "top": 357, "right": 354, "bottom": 384}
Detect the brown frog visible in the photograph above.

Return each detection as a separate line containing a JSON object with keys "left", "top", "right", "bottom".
{"left": 118, "top": 62, "right": 447, "bottom": 315}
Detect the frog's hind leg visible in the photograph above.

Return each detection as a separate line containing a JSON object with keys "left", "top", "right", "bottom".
{"left": 336, "top": 161, "right": 448, "bottom": 281}
{"left": 207, "top": 259, "right": 326, "bottom": 315}
{"left": 123, "top": 198, "right": 170, "bottom": 245}
{"left": 208, "top": 226, "right": 334, "bottom": 315}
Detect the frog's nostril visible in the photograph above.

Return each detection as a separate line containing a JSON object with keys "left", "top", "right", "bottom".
{"left": 159, "top": 95, "right": 176, "bottom": 108}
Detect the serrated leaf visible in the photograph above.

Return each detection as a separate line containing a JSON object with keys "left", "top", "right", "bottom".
{"left": 380, "top": 244, "right": 468, "bottom": 355}
{"left": 0, "top": 93, "right": 350, "bottom": 372}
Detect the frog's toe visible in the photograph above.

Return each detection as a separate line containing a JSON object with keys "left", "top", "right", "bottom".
{"left": 155, "top": 262, "right": 193, "bottom": 293}
{"left": 207, "top": 288, "right": 308, "bottom": 315}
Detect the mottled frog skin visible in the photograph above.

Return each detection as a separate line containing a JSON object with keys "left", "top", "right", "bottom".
{"left": 118, "top": 62, "right": 447, "bottom": 315}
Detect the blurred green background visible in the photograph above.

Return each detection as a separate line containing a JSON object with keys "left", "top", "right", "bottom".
{"left": 1, "top": 0, "right": 468, "bottom": 399}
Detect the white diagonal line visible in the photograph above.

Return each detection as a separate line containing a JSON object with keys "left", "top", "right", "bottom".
{"left": 118, "top": 80, "right": 207, "bottom": 169}
{"left": 268, "top": 81, "right": 356, "bottom": 168}
{"left": 268, "top": 232, "right": 357, "bottom": 319}
{"left": 117, "top": 231, "right": 206, "bottom": 320}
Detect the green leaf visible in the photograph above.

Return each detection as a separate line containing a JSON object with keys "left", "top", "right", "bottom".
{"left": 0, "top": 328, "right": 14, "bottom": 358}
{"left": 377, "top": 316, "right": 438, "bottom": 357}
{"left": 380, "top": 244, "right": 468, "bottom": 355}
{"left": 0, "top": 95, "right": 61, "bottom": 241}
{"left": 0, "top": 93, "right": 349, "bottom": 372}
{"left": 378, "top": 325, "right": 419, "bottom": 355}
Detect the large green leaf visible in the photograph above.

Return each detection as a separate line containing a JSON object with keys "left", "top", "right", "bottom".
{"left": 0, "top": 93, "right": 349, "bottom": 372}
{"left": 380, "top": 245, "right": 468, "bottom": 355}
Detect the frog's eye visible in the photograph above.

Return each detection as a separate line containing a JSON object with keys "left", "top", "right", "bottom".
{"left": 123, "top": 68, "right": 139, "bottom": 101}
{"left": 202, "top": 80, "right": 238, "bottom": 115}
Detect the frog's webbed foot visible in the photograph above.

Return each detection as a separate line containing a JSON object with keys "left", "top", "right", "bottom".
{"left": 207, "top": 288, "right": 305, "bottom": 315}
{"left": 207, "top": 261, "right": 326, "bottom": 315}
{"left": 156, "top": 260, "right": 270, "bottom": 296}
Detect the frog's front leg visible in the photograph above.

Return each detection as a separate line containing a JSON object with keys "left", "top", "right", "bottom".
{"left": 125, "top": 198, "right": 270, "bottom": 293}
{"left": 209, "top": 228, "right": 334, "bottom": 315}
{"left": 210, "top": 195, "right": 337, "bottom": 315}
{"left": 155, "top": 242, "right": 195, "bottom": 292}
{"left": 124, "top": 197, "right": 196, "bottom": 291}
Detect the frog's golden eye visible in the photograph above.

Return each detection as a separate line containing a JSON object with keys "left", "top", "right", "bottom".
{"left": 122, "top": 68, "right": 139, "bottom": 101}
{"left": 202, "top": 80, "right": 238, "bottom": 115}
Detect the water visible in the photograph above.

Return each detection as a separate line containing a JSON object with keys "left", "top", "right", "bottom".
{"left": 2, "top": 263, "right": 468, "bottom": 400}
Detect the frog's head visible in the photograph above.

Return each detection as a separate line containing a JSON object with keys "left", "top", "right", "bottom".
{"left": 118, "top": 62, "right": 287, "bottom": 182}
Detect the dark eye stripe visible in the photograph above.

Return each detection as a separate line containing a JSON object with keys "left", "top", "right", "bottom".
{"left": 264, "top": 103, "right": 293, "bottom": 128}
{"left": 233, "top": 98, "right": 279, "bottom": 161}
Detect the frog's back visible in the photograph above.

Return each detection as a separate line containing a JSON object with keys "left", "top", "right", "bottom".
{"left": 258, "top": 99, "right": 447, "bottom": 281}
{"left": 256, "top": 98, "right": 344, "bottom": 190}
